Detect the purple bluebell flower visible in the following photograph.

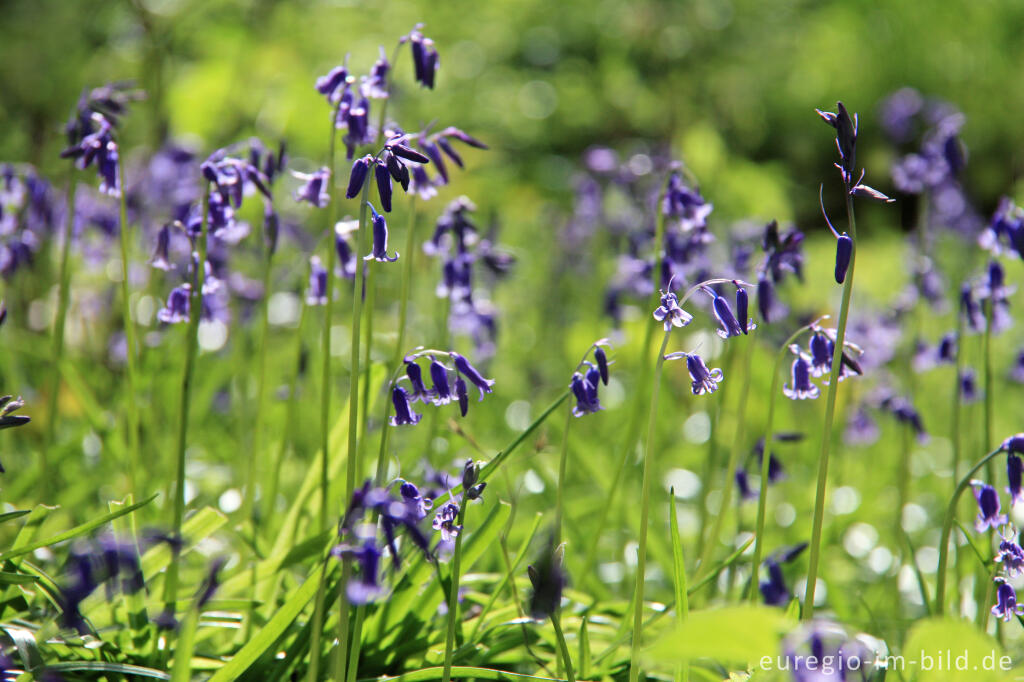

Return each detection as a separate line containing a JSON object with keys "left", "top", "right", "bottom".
{"left": 389, "top": 386, "right": 422, "bottom": 426}
{"left": 705, "top": 286, "right": 744, "bottom": 339}
{"left": 419, "top": 140, "right": 449, "bottom": 184}
{"left": 879, "top": 87, "right": 924, "bottom": 142}
{"left": 399, "top": 481, "right": 433, "bottom": 520}
{"left": 409, "top": 164, "right": 438, "bottom": 200}
{"left": 201, "top": 151, "right": 271, "bottom": 208}
{"left": 807, "top": 332, "right": 832, "bottom": 378}
{"left": 662, "top": 172, "right": 713, "bottom": 232}
{"left": 60, "top": 113, "right": 121, "bottom": 196}
{"left": 432, "top": 500, "right": 461, "bottom": 542}
{"left": 834, "top": 233, "right": 853, "bottom": 284}
{"left": 450, "top": 351, "right": 494, "bottom": 399}
{"left": 0, "top": 395, "right": 29, "bottom": 469}
{"left": 653, "top": 290, "right": 693, "bottom": 330}
{"left": 892, "top": 153, "right": 947, "bottom": 194}
{"left": 973, "top": 483, "right": 1008, "bottom": 533}
{"left": 845, "top": 406, "right": 880, "bottom": 446}
{"left": 149, "top": 224, "right": 173, "bottom": 271}
{"left": 429, "top": 358, "right": 453, "bottom": 405}
{"left": 992, "top": 577, "right": 1024, "bottom": 622}
{"left": 959, "top": 368, "right": 979, "bottom": 403}
{"left": 594, "top": 345, "right": 610, "bottom": 385}
{"left": 306, "top": 256, "right": 328, "bottom": 305}
{"left": 882, "top": 396, "right": 927, "bottom": 443}
{"left": 316, "top": 64, "right": 351, "bottom": 103}
{"left": 1009, "top": 454, "right": 1024, "bottom": 507}
{"left": 733, "top": 283, "right": 754, "bottom": 334}
{"left": 570, "top": 372, "right": 601, "bottom": 417}
{"left": 364, "top": 203, "right": 398, "bottom": 262}
{"left": 665, "top": 351, "right": 724, "bottom": 395}
{"left": 343, "top": 96, "right": 372, "bottom": 158}
{"left": 461, "top": 459, "right": 487, "bottom": 500}
{"left": 332, "top": 540, "right": 383, "bottom": 604}
{"left": 361, "top": 47, "right": 390, "bottom": 99}
{"left": 455, "top": 376, "right": 469, "bottom": 417}
{"left": 334, "top": 223, "right": 357, "bottom": 279}
{"left": 960, "top": 282, "right": 985, "bottom": 333}
{"left": 157, "top": 285, "right": 191, "bottom": 324}
{"left": 757, "top": 275, "right": 776, "bottom": 322}
{"left": 375, "top": 161, "right": 393, "bottom": 212}
{"left": 761, "top": 220, "right": 805, "bottom": 285}
{"left": 783, "top": 354, "right": 819, "bottom": 400}
{"left": 759, "top": 558, "right": 789, "bottom": 606}
{"left": 292, "top": 167, "right": 330, "bottom": 208}
{"left": 405, "top": 360, "right": 431, "bottom": 402}
{"left": 527, "top": 540, "right": 566, "bottom": 620}
{"left": 407, "top": 27, "right": 440, "bottom": 89}
{"left": 995, "top": 528, "right": 1024, "bottom": 576}
{"left": 347, "top": 155, "right": 373, "bottom": 199}
{"left": 735, "top": 469, "right": 757, "bottom": 502}
{"left": 1011, "top": 350, "right": 1024, "bottom": 383}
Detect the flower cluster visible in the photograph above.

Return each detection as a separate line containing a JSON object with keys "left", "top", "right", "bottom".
{"left": 0, "top": 164, "right": 57, "bottom": 278}
{"left": 389, "top": 349, "right": 495, "bottom": 425}
{"left": 60, "top": 83, "right": 144, "bottom": 197}
{"left": 965, "top": 435, "right": 1024, "bottom": 621}
{"left": 783, "top": 325, "right": 864, "bottom": 401}
{"left": 569, "top": 340, "right": 611, "bottom": 417}
{"left": 755, "top": 219, "right": 805, "bottom": 322}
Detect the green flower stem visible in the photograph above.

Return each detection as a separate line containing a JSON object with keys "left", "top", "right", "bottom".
{"left": 244, "top": 208, "right": 275, "bottom": 528}
{"left": 949, "top": 315, "right": 967, "bottom": 606}
{"left": 554, "top": 403, "right": 573, "bottom": 547}
{"left": 934, "top": 446, "right": 1004, "bottom": 615}
{"left": 115, "top": 161, "right": 141, "bottom": 495}
{"left": 163, "top": 183, "right": 210, "bottom": 618}
{"left": 44, "top": 173, "right": 77, "bottom": 476}
{"left": 441, "top": 503, "right": 470, "bottom": 682}
{"left": 628, "top": 327, "right": 672, "bottom": 682}
{"left": 551, "top": 614, "right": 577, "bottom": 682}
{"left": 983, "top": 297, "right": 994, "bottom": 471}
{"left": 748, "top": 322, "right": 819, "bottom": 601}
{"left": 328, "top": 177, "right": 374, "bottom": 682}
{"left": 803, "top": 193, "right": 857, "bottom": 620}
{"left": 696, "top": 331, "right": 755, "bottom": 579}
{"left": 373, "top": 197, "right": 419, "bottom": 485}
{"left": 265, "top": 300, "right": 309, "bottom": 521}
{"left": 359, "top": 261, "right": 376, "bottom": 473}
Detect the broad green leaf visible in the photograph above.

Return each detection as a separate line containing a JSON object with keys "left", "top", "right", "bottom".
{"left": 904, "top": 618, "right": 1011, "bottom": 682}
{"left": 45, "top": 662, "right": 170, "bottom": 680}
{"left": 646, "top": 605, "right": 788, "bottom": 667}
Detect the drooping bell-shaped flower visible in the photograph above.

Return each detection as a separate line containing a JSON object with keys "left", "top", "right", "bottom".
{"left": 783, "top": 355, "right": 819, "bottom": 400}
{"left": 389, "top": 385, "right": 422, "bottom": 426}
{"left": 364, "top": 203, "right": 399, "bottom": 262}
{"left": 974, "top": 483, "right": 1008, "bottom": 533}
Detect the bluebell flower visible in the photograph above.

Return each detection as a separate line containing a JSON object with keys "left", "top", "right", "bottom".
{"left": 462, "top": 459, "right": 487, "bottom": 500}
{"left": 882, "top": 396, "right": 927, "bottom": 443}
{"left": 992, "top": 577, "right": 1024, "bottom": 622}
{"left": 201, "top": 151, "right": 270, "bottom": 208}
{"left": 335, "top": 221, "right": 357, "bottom": 279}
{"left": 306, "top": 256, "right": 328, "bottom": 305}
{"left": 0, "top": 396, "right": 29, "bottom": 449}
{"left": 653, "top": 290, "right": 693, "bottom": 330}
{"left": 361, "top": 47, "right": 390, "bottom": 99}
{"left": 845, "top": 406, "right": 880, "bottom": 446}
{"left": 407, "top": 27, "right": 440, "bottom": 89}
{"left": 375, "top": 161, "right": 393, "bottom": 212}
{"left": 996, "top": 528, "right": 1024, "bottom": 576}
{"left": 665, "top": 351, "right": 724, "bottom": 395}
{"left": 705, "top": 286, "right": 744, "bottom": 339}
{"left": 419, "top": 140, "right": 449, "bottom": 184}
{"left": 662, "top": 172, "right": 713, "bottom": 232}
{"left": 399, "top": 481, "right": 433, "bottom": 520}
{"left": 364, "top": 203, "right": 399, "bottom": 262}
{"left": 807, "top": 332, "right": 832, "bottom": 378}
{"left": 1011, "top": 350, "right": 1024, "bottom": 383}
{"left": 570, "top": 372, "right": 601, "bottom": 417}
{"left": 432, "top": 501, "right": 461, "bottom": 542}
{"left": 1009, "top": 454, "right": 1024, "bottom": 506}
{"left": 959, "top": 368, "right": 979, "bottom": 403}
{"left": 409, "top": 164, "right": 438, "bottom": 200}
{"left": 149, "top": 224, "right": 173, "bottom": 271}
{"left": 451, "top": 351, "right": 494, "bottom": 399}
{"left": 429, "top": 358, "right": 453, "bottom": 405}
{"left": 733, "top": 282, "right": 755, "bottom": 334}
{"left": 1002, "top": 434, "right": 1024, "bottom": 455}
{"left": 527, "top": 539, "right": 566, "bottom": 620}
{"left": 973, "top": 482, "right": 1008, "bottom": 533}
{"left": 455, "top": 376, "right": 469, "bottom": 417}
{"left": 292, "top": 167, "right": 330, "bottom": 208}
{"left": 759, "top": 558, "right": 789, "bottom": 606}
{"left": 333, "top": 540, "right": 383, "bottom": 605}
{"left": 405, "top": 360, "right": 431, "bottom": 402}
{"left": 783, "top": 354, "right": 819, "bottom": 400}
{"left": 389, "top": 386, "right": 422, "bottom": 426}
{"left": 757, "top": 274, "right": 776, "bottom": 323}
{"left": 735, "top": 469, "right": 757, "bottom": 501}
{"left": 316, "top": 64, "right": 351, "bottom": 103}
{"left": 60, "top": 113, "right": 121, "bottom": 197}
{"left": 594, "top": 345, "right": 610, "bottom": 385}
{"left": 157, "top": 285, "right": 191, "bottom": 324}
{"left": 761, "top": 219, "right": 804, "bottom": 285}
{"left": 347, "top": 155, "right": 373, "bottom": 199}
{"left": 892, "top": 153, "right": 947, "bottom": 194}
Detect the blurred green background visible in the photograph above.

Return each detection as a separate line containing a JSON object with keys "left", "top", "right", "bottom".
{"left": 3, "top": 0, "right": 1024, "bottom": 228}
